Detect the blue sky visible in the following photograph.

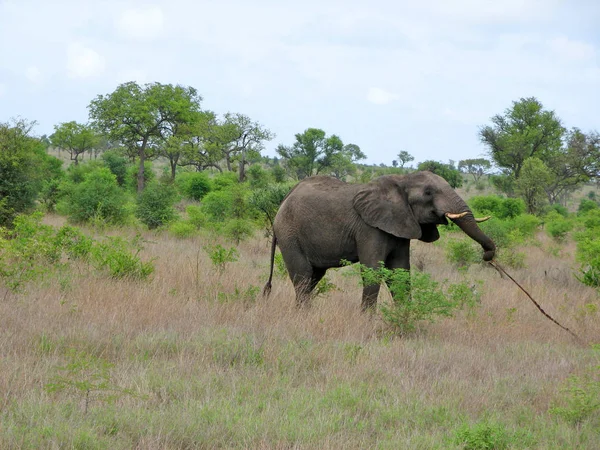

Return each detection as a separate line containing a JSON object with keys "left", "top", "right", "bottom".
{"left": 0, "top": 0, "right": 598, "bottom": 165}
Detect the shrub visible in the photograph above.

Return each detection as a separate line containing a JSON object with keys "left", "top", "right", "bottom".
{"left": 212, "top": 171, "right": 238, "bottom": 190}
{"left": 247, "top": 164, "right": 272, "bottom": 189}
{"left": 545, "top": 211, "right": 574, "bottom": 241}
{"left": 223, "top": 218, "right": 254, "bottom": 244}
{"left": 249, "top": 182, "right": 295, "bottom": 233}
{"left": 201, "top": 185, "right": 250, "bottom": 222}
{"left": 169, "top": 221, "right": 197, "bottom": 239}
{"left": 101, "top": 151, "right": 128, "bottom": 186}
{"left": 66, "top": 160, "right": 105, "bottom": 184}
{"left": 186, "top": 205, "right": 208, "bottom": 228}
{"left": 453, "top": 420, "right": 511, "bottom": 450}
{"left": 90, "top": 236, "right": 154, "bottom": 280}
{"left": 127, "top": 161, "right": 155, "bottom": 192}
{"left": 61, "top": 168, "right": 129, "bottom": 225}
{"left": 550, "top": 368, "right": 600, "bottom": 425}
{"left": 498, "top": 198, "right": 525, "bottom": 218}
{"left": 135, "top": 182, "right": 178, "bottom": 229}
{"left": 578, "top": 198, "right": 599, "bottom": 215}
{"left": 469, "top": 195, "right": 502, "bottom": 216}
{"left": 204, "top": 244, "right": 238, "bottom": 273}
{"left": 446, "top": 239, "right": 480, "bottom": 269}
{"left": 549, "top": 203, "right": 569, "bottom": 217}
{"left": 510, "top": 214, "right": 541, "bottom": 239}
{"left": 271, "top": 165, "right": 287, "bottom": 183}
{"left": 176, "top": 171, "right": 212, "bottom": 201}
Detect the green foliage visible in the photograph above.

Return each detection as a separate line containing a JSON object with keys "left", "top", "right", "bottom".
{"left": 176, "top": 171, "right": 212, "bottom": 201}
{"left": 545, "top": 211, "right": 574, "bottom": 241}
{"left": 201, "top": 185, "right": 250, "bottom": 222}
{"left": 417, "top": 160, "right": 463, "bottom": 188}
{"left": 169, "top": 221, "right": 197, "bottom": 238}
{"left": 453, "top": 420, "right": 511, "bottom": 450}
{"left": 101, "top": 150, "right": 128, "bottom": 186}
{"left": 499, "top": 198, "right": 526, "bottom": 218}
{"left": 458, "top": 158, "right": 491, "bottom": 181}
{"left": 90, "top": 236, "right": 154, "bottom": 280}
{"left": 60, "top": 168, "right": 129, "bottom": 225}
{"left": 135, "top": 182, "right": 178, "bottom": 229}
{"left": 249, "top": 182, "right": 295, "bottom": 233}
{"left": 354, "top": 264, "right": 473, "bottom": 335}
{"left": 489, "top": 174, "right": 516, "bottom": 197}
{"left": 223, "top": 218, "right": 254, "bottom": 244}
{"left": 204, "top": 244, "right": 239, "bottom": 273}
{"left": 185, "top": 205, "right": 208, "bottom": 228}
{"left": 578, "top": 198, "right": 599, "bottom": 215}
{"left": 127, "top": 161, "right": 155, "bottom": 192}
{"left": 45, "top": 349, "right": 137, "bottom": 414}
{"left": 217, "top": 284, "right": 260, "bottom": 307}
{"left": 246, "top": 164, "right": 272, "bottom": 189}
{"left": 66, "top": 160, "right": 105, "bottom": 183}
{"left": 50, "top": 121, "right": 99, "bottom": 165}
{"left": 397, "top": 150, "right": 414, "bottom": 168}
{"left": 212, "top": 171, "right": 238, "bottom": 190}
{"left": 271, "top": 165, "right": 287, "bottom": 183}
{"left": 516, "top": 157, "right": 552, "bottom": 215}
{"left": 0, "top": 119, "right": 63, "bottom": 227}
{"left": 446, "top": 239, "right": 480, "bottom": 269}
{"left": 549, "top": 203, "right": 569, "bottom": 217}
{"left": 469, "top": 196, "right": 502, "bottom": 216}
{"left": 550, "top": 365, "right": 600, "bottom": 425}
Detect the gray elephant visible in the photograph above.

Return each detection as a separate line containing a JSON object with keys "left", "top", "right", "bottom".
{"left": 263, "top": 171, "right": 495, "bottom": 310}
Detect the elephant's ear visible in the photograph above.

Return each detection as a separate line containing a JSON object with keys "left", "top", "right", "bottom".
{"left": 353, "top": 183, "right": 421, "bottom": 239}
{"left": 419, "top": 224, "right": 440, "bottom": 243}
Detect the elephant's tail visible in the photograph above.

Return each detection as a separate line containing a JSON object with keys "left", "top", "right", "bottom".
{"left": 263, "top": 233, "right": 277, "bottom": 298}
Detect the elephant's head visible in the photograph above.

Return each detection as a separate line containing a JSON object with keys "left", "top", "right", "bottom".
{"left": 353, "top": 171, "right": 496, "bottom": 261}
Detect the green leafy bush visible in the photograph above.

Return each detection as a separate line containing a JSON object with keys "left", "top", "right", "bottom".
{"left": 498, "top": 197, "right": 526, "bottom": 218}
{"left": 549, "top": 203, "right": 569, "bottom": 217}
{"left": 271, "top": 165, "right": 287, "bottom": 183}
{"left": 545, "top": 211, "right": 574, "bottom": 241}
{"left": 578, "top": 198, "right": 599, "bottom": 215}
{"left": 201, "top": 185, "right": 250, "bottom": 222}
{"left": 127, "top": 161, "right": 155, "bottom": 191}
{"left": 249, "top": 182, "right": 295, "bottom": 233}
{"left": 135, "top": 182, "right": 178, "bottom": 229}
{"left": 204, "top": 244, "right": 239, "bottom": 273}
{"left": 60, "top": 168, "right": 129, "bottom": 225}
{"left": 211, "top": 171, "right": 238, "bottom": 190}
{"left": 66, "top": 161, "right": 105, "bottom": 184}
{"left": 90, "top": 236, "right": 154, "bottom": 280}
{"left": 176, "top": 171, "right": 212, "bottom": 201}
{"left": 469, "top": 195, "right": 502, "bottom": 216}
{"left": 446, "top": 239, "right": 480, "bottom": 269}
{"left": 550, "top": 366, "right": 600, "bottom": 425}
{"left": 453, "top": 420, "right": 511, "bottom": 450}
{"left": 169, "top": 221, "right": 197, "bottom": 239}
{"left": 223, "top": 218, "right": 254, "bottom": 244}
{"left": 101, "top": 151, "right": 128, "bottom": 186}
{"left": 186, "top": 205, "right": 208, "bottom": 228}
{"left": 246, "top": 164, "right": 272, "bottom": 189}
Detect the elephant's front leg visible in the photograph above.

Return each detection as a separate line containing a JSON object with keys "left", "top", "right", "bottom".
{"left": 384, "top": 241, "right": 411, "bottom": 300}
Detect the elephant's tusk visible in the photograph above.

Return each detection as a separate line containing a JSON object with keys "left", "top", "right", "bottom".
{"left": 475, "top": 216, "right": 491, "bottom": 223}
{"left": 445, "top": 212, "right": 468, "bottom": 220}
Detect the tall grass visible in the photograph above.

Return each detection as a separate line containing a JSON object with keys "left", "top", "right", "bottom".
{"left": 0, "top": 214, "right": 598, "bottom": 448}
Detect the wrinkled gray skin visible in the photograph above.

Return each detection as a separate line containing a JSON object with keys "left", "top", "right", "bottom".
{"left": 263, "top": 171, "right": 496, "bottom": 310}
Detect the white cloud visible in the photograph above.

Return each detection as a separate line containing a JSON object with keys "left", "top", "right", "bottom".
{"left": 366, "top": 87, "right": 399, "bottom": 105}
{"left": 67, "top": 43, "right": 105, "bottom": 79}
{"left": 115, "top": 6, "right": 164, "bottom": 40}
{"left": 25, "top": 66, "right": 43, "bottom": 84}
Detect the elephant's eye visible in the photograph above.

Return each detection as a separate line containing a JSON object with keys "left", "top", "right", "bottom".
{"left": 424, "top": 189, "right": 433, "bottom": 196}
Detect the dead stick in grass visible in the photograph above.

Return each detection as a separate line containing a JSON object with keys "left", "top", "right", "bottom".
{"left": 488, "top": 260, "right": 585, "bottom": 345}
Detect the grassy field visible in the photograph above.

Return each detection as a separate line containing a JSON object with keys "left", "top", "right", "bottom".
{"left": 0, "top": 214, "right": 598, "bottom": 449}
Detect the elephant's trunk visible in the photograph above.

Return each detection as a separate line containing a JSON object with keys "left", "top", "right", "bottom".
{"left": 442, "top": 190, "right": 496, "bottom": 261}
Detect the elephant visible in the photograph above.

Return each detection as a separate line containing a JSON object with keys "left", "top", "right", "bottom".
{"left": 263, "top": 171, "right": 496, "bottom": 310}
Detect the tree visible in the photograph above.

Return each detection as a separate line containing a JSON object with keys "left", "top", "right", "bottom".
{"left": 50, "top": 121, "right": 99, "bottom": 165}
{"left": 276, "top": 128, "right": 361, "bottom": 180}
{"left": 515, "top": 158, "right": 552, "bottom": 215}
{"left": 417, "top": 160, "right": 463, "bottom": 188}
{"left": 479, "top": 97, "right": 564, "bottom": 179}
{"left": 89, "top": 82, "right": 203, "bottom": 192}
{"left": 397, "top": 150, "right": 414, "bottom": 168}
{"left": 176, "top": 110, "right": 223, "bottom": 173}
{"left": 0, "top": 119, "right": 63, "bottom": 227}
{"left": 218, "top": 113, "right": 274, "bottom": 182}
{"left": 392, "top": 160, "right": 398, "bottom": 168}
{"left": 458, "top": 158, "right": 491, "bottom": 182}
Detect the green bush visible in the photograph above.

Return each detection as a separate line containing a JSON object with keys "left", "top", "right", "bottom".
{"left": 510, "top": 214, "right": 541, "bottom": 238}
{"left": 61, "top": 168, "right": 129, "bottom": 225}
{"left": 498, "top": 198, "right": 525, "bottom": 218}
{"left": 578, "top": 198, "right": 599, "bottom": 215}
{"left": 249, "top": 182, "right": 295, "bottom": 233}
{"left": 271, "top": 165, "right": 287, "bottom": 183}
{"left": 135, "top": 183, "right": 178, "bottom": 229}
{"left": 453, "top": 420, "right": 511, "bottom": 450}
{"left": 201, "top": 185, "right": 250, "bottom": 222}
{"left": 127, "top": 161, "right": 155, "bottom": 191}
{"left": 0, "top": 120, "right": 63, "bottom": 227}
{"left": 549, "top": 203, "right": 569, "bottom": 217}
{"left": 545, "top": 211, "right": 574, "bottom": 241}
{"left": 186, "top": 205, "right": 208, "bottom": 228}
{"left": 580, "top": 209, "right": 600, "bottom": 230}
{"left": 446, "top": 239, "right": 479, "bottom": 269}
{"left": 66, "top": 161, "right": 105, "bottom": 184}
{"left": 90, "top": 236, "right": 154, "bottom": 280}
{"left": 176, "top": 171, "right": 212, "bottom": 201}
{"left": 469, "top": 195, "right": 502, "bottom": 216}
{"left": 223, "top": 218, "right": 254, "bottom": 244}
{"left": 212, "top": 171, "right": 238, "bottom": 190}
{"left": 101, "top": 151, "right": 128, "bottom": 186}
{"left": 247, "top": 164, "right": 271, "bottom": 189}
{"left": 169, "top": 221, "right": 197, "bottom": 239}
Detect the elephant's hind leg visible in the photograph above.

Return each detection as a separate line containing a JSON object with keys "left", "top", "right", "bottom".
{"left": 292, "top": 267, "right": 326, "bottom": 307}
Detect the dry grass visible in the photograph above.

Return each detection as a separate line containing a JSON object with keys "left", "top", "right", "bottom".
{"left": 0, "top": 216, "right": 598, "bottom": 448}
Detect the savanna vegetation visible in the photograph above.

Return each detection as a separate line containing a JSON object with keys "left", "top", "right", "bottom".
{"left": 0, "top": 85, "right": 599, "bottom": 448}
